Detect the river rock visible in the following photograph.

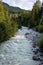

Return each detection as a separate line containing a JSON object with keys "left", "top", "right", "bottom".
{"left": 25, "top": 33, "right": 29, "bottom": 35}
{"left": 33, "top": 47, "right": 39, "bottom": 54}
{"left": 32, "top": 55, "right": 40, "bottom": 61}
{"left": 36, "top": 47, "right": 39, "bottom": 51}
{"left": 40, "top": 53, "right": 43, "bottom": 56}
{"left": 32, "top": 44, "right": 36, "bottom": 48}
{"left": 33, "top": 50, "right": 38, "bottom": 54}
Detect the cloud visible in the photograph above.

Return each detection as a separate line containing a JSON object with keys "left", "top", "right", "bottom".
{"left": 12, "top": 0, "right": 35, "bottom": 10}
{"left": 2, "top": 0, "right": 42, "bottom": 10}
{"left": 22, "top": 2, "right": 34, "bottom": 10}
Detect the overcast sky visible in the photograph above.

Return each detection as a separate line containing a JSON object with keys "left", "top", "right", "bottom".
{"left": 2, "top": 0, "right": 42, "bottom": 10}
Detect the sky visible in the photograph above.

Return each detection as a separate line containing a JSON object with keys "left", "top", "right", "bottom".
{"left": 2, "top": 0, "right": 42, "bottom": 10}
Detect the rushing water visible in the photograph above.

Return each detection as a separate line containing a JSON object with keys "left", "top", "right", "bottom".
{"left": 0, "top": 27, "right": 41, "bottom": 65}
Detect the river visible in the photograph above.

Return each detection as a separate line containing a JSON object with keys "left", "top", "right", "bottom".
{"left": 0, "top": 26, "right": 42, "bottom": 65}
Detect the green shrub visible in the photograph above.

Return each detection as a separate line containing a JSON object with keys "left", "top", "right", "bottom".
{"left": 36, "top": 25, "right": 43, "bottom": 33}
{"left": 39, "top": 36, "right": 43, "bottom": 52}
{"left": 0, "top": 22, "right": 8, "bottom": 42}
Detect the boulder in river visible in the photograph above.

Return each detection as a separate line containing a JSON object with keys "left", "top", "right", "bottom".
{"left": 33, "top": 50, "right": 38, "bottom": 54}
{"left": 32, "top": 55, "right": 40, "bottom": 61}
{"left": 25, "top": 33, "right": 29, "bottom": 35}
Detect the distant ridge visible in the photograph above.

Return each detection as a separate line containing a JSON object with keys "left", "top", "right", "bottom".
{"left": 3, "top": 2, "right": 22, "bottom": 14}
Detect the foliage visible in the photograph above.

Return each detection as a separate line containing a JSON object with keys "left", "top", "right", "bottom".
{"left": 0, "top": 22, "right": 8, "bottom": 42}
{"left": 39, "top": 36, "right": 43, "bottom": 52}
{"left": 36, "top": 25, "right": 43, "bottom": 33}
{"left": 0, "top": 1, "right": 18, "bottom": 42}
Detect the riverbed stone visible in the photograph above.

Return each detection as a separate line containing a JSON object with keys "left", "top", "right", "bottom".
{"left": 33, "top": 50, "right": 38, "bottom": 54}
{"left": 32, "top": 55, "right": 40, "bottom": 61}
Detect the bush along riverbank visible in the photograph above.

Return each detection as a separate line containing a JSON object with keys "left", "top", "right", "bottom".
{"left": 39, "top": 35, "right": 43, "bottom": 52}
{"left": 0, "top": 1, "right": 18, "bottom": 42}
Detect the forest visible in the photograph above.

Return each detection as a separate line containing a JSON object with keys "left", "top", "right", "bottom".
{"left": 0, "top": 0, "right": 43, "bottom": 52}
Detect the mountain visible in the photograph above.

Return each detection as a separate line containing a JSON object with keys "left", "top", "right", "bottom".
{"left": 3, "top": 2, "right": 22, "bottom": 14}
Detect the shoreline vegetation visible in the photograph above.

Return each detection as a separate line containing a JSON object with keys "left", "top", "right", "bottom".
{"left": 0, "top": 0, "right": 43, "bottom": 52}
